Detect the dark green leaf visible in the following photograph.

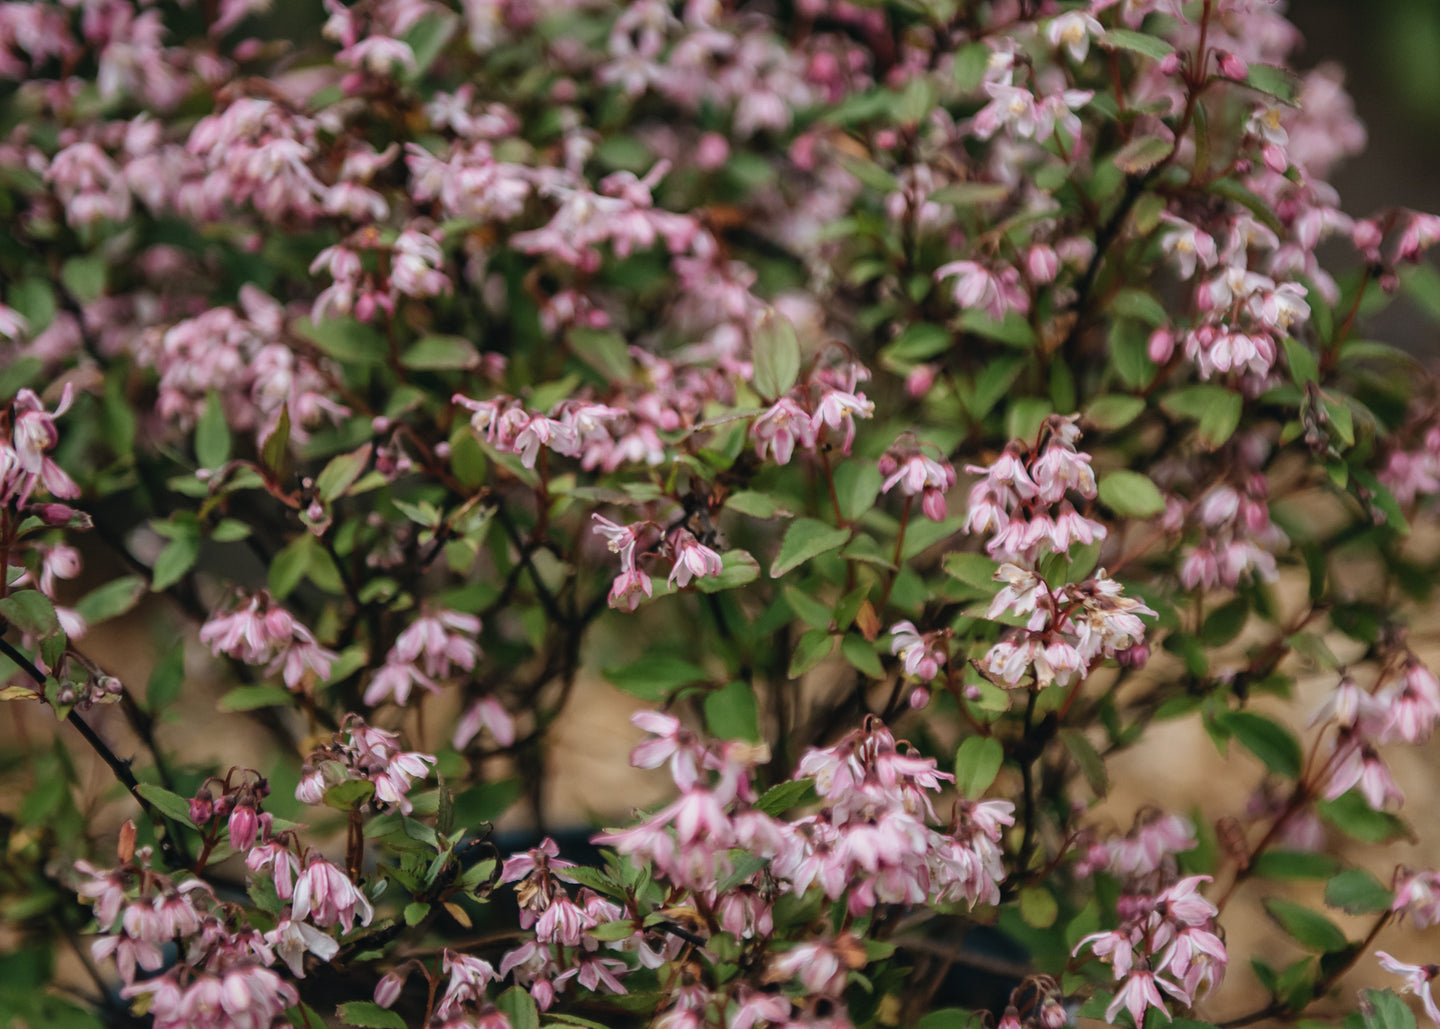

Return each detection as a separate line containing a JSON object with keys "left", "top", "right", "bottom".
{"left": 1098, "top": 470, "right": 1166, "bottom": 518}
{"left": 1324, "top": 869, "right": 1394, "bottom": 914}
{"left": 1114, "top": 135, "right": 1173, "bottom": 174}
{"left": 751, "top": 311, "right": 802, "bottom": 400}
{"left": 569, "top": 327, "right": 634, "bottom": 382}
{"left": 1214, "top": 711, "right": 1302, "bottom": 778}
{"left": 1316, "top": 792, "right": 1412, "bottom": 844}
{"left": 219, "top": 685, "right": 293, "bottom": 712}
{"left": 1101, "top": 27, "right": 1175, "bottom": 60}
{"left": 755, "top": 777, "right": 816, "bottom": 816}
{"left": 1362, "top": 990, "right": 1419, "bottom": 1029}
{"left": 1249, "top": 851, "right": 1339, "bottom": 881}
{"left": 704, "top": 681, "right": 760, "bottom": 742}
{"left": 954, "top": 736, "right": 1004, "bottom": 798}
{"left": 337, "top": 1001, "right": 407, "bottom": 1029}
{"left": 195, "top": 391, "right": 231, "bottom": 469}
{"left": 770, "top": 518, "right": 849, "bottom": 578}
{"left": 401, "top": 335, "right": 479, "bottom": 370}
{"left": 1264, "top": 898, "right": 1349, "bottom": 953}
{"left": 1059, "top": 727, "right": 1108, "bottom": 797}
{"left": 260, "top": 405, "right": 291, "bottom": 479}
{"left": 1084, "top": 395, "right": 1146, "bottom": 430}
{"left": 603, "top": 654, "right": 709, "bottom": 701}
{"left": 134, "top": 784, "right": 197, "bottom": 829}
{"left": 788, "top": 629, "right": 835, "bottom": 678}
{"left": 316, "top": 445, "right": 374, "bottom": 502}
{"left": 0, "top": 590, "right": 62, "bottom": 639}
{"left": 496, "top": 986, "right": 541, "bottom": 1029}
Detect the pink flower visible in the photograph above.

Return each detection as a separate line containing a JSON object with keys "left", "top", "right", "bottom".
{"left": 1377, "top": 953, "right": 1440, "bottom": 1025}
{"left": 608, "top": 568, "right": 654, "bottom": 611}
{"left": 890, "top": 621, "right": 945, "bottom": 680}
{"left": 292, "top": 855, "right": 374, "bottom": 932}
{"left": 752, "top": 398, "right": 817, "bottom": 465}
{"left": 668, "top": 530, "right": 723, "bottom": 588}
{"left": 1105, "top": 970, "right": 1188, "bottom": 1027}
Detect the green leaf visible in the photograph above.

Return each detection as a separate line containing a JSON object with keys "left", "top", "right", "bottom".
{"left": 401, "top": 335, "right": 479, "bottom": 370}
{"left": 134, "top": 784, "right": 197, "bottom": 829}
{"left": 1324, "top": 869, "right": 1395, "bottom": 914}
{"left": 1249, "top": 851, "right": 1339, "bottom": 881}
{"left": 588, "top": 920, "right": 637, "bottom": 941}
{"left": 1113, "top": 135, "right": 1172, "bottom": 174}
{"left": 1317, "top": 792, "right": 1412, "bottom": 844}
{"left": 218, "top": 685, "right": 293, "bottom": 712}
{"left": 783, "top": 584, "right": 832, "bottom": 632}
{"left": 0, "top": 590, "right": 62, "bottom": 638}
{"left": 60, "top": 254, "right": 107, "bottom": 304}
{"left": 1161, "top": 385, "right": 1243, "bottom": 447}
{"left": 834, "top": 461, "right": 882, "bottom": 522}
{"left": 725, "top": 491, "right": 789, "bottom": 519}
{"left": 268, "top": 535, "right": 313, "bottom": 599}
{"left": 195, "top": 391, "right": 231, "bottom": 469}
{"left": 1084, "top": 395, "right": 1146, "bottom": 430}
{"left": 569, "top": 327, "right": 635, "bottom": 382}
{"left": 1283, "top": 338, "right": 1320, "bottom": 386}
{"left": 603, "top": 654, "right": 709, "bottom": 701}
{"left": 147, "top": 646, "right": 185, "bottom": 711}
{"left": 1264, "top": 898, "right": 1349, "bottom": 953}
{"left": 316, "top": 444, "right": 374, "bottom": 502}
{"left": 1101, "top": 27, "right": 1175, "bottom": 60}
{"left": 324, "top": 779, "right": 377, "bottom": 810}
{"left": 404, "top": 901, "right": 431, "bottom": 926}
{"left": 337, "top": 1001, "right": 407, "bottom": 1029}
{"left": 1058, "top": 727, "right": 1108, "bottom": 797}
{"left": 496, "top": 987, "right": 541, "bottom": 1029}
{"left": 695, "top": 550, "right": 762, "bottom": 593}
{"left": 751, "top": 311, "right": 802, "bottom": 400}
{"left": 151, "top": 532, "right": 200, "bottom": 593}
{"left": 943, "top": 552, "right": 1001, "bottom": 591}
{"left": 1200, "top": 597, "right": 1249, "bottom": 646}
{"left": 704, "top": 681, "right": 760, "bottom": 742}
{"left": 788, "top": 629, "right": 835, "bottom": 678}
{"left": 1245, "top": 64, "right": 1301, "bottom": 105}
{"left": 929, "top": 182, "right": 1011, "bottom": 207}
{"left": 954, "top": 736, "right": 1004, "bottom": 798}
{"left": 755, "top": 777, "right": 816, "bottom": 816}
{"left": 292, "top": 317, "right": 387, "bottom": 365}
{"left": 1019, "top": 886, "right": 1058, "bottom": 928}
{"left": 1112, "top": 289, "right": 1168, "bottom": 327}
{"left": 835, "top": 152, "right": 900, "bottom": 193}
{"left": 841, "top": 635, "right": 884, "bottom": 678}
{"left": 770, "top": 518, "right": 850, "bottom": 578}
{"left": 1362, "top": 990, "right": 1419, "bottom": 1029}
{"left": 1214, "top": 711, "right": 1302, "bottom": 778}
{"left": 1097, "top": 470, "right": 1166, "bottom": 518}
{"left": 260, "top": 405, "right": 291, "bottom": 479}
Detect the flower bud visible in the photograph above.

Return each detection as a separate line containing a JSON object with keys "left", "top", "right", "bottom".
{"left": 229, "top": 802, "right": 259, "bottom": 851}
{"left": 190, "top": 788, "right": 214, "bottom": 826}
{"left": 374, "top": 970, "right": 406, "bottom": 1008}
{"left": 1147, "top": 328, "right": 1175, "bottom": 363}
{"left": 1217, "top": 51, "right": 1248, "bottom": 79}
{"left": 695, "top": 132, "right": 729, "bottom": 171}
{"left": 905, "top": 364, "right": 936, "bottom": 398}
{"left": 1158, "top": 52, "right": 1182, "bottom": 75}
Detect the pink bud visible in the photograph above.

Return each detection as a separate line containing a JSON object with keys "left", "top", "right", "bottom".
{"left": 1217, "top": 51, "right": 1248, "bottom": 79}
{"left": 905, "top": 364, "right": 937, "bottom": 398}
{"left": 908, "top": 686, "right": 931, "bottom": 710}
{"left": 189, "top": 788, "right": 214, "bottom": 826}
{"left": 1353, "top": 219, "right": 1383, "bottom": 252}
{"left": 874, "top": 128, "right": 898, "bottom": 149}
{"left": 921, "top": 486, "right": 947, "bottom": 522}
{"left": 1026, "top": 244, "right": 1059, "bottom": 283}
{"left": 1262, "top": 143, "right": 1288, "bottom": 174}
{"left": 1158, "top": 52, "right": 1182, "bottom": 75}
{"left": 695, "top": 132, "right": 730, "bottom": 171}
{"left": 33, "top": 503, "right": 90, "bottom": 528}
{"left": 1116, "top": 643, "right": 1149, "bottom": 669}
{"left": 1147, "top": 328, "right": 1175, "bottom": 363}
{"left": 374, "top": 970, "right": 406, "bottom": 1008}
{"left": 228, "top": 803, "right": 259, "bottom": 852}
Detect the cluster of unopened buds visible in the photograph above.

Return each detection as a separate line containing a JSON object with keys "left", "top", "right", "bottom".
{"left": 188, "top": 767, "right": 272, "bottom": 853}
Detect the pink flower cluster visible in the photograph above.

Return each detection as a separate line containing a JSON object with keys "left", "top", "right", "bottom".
{"left": 199, "top": 590, "right": 336, "bottom": 691}
{"left": 879, "top": 434, "right": 956, "bottom": 523}
{"left": 964, "top": 415, "right": 1106, "bottom": 565}
{"left": 1075, "top": 875, "right": 1227, "bottom": 1028}
{"left": 295, "top": 715, "right": 437, "bottom": 815}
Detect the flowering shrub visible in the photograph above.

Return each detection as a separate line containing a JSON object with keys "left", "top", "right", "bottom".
{"left": 5, "top": 2, "right": 1440, "bottom": 1029}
